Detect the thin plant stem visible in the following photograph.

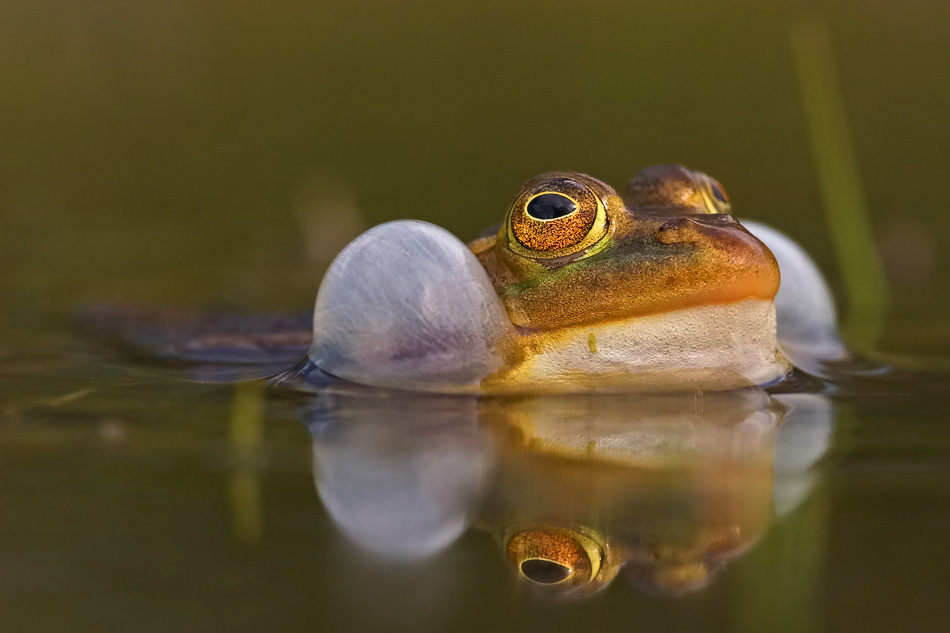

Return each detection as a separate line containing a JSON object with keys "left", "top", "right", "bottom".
{"left": 790, "top": 15, "right": 890, "bottom": 353}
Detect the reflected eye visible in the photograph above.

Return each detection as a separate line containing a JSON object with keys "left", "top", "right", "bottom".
{"left": 506, "top": 529, "right": 597, "bottom": 589}
{"left": 520, "top": 559, "right": 573, "bottom": 584}
{"left": 502, "top": 524, "right": 619, "bottom": 599}
{"left": 506, "top": 173, "right": 613, "bottom": 258}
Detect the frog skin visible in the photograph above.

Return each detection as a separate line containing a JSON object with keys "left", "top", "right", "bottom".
{"left": 89, "top": 164, "right": 845, "bottom": 393}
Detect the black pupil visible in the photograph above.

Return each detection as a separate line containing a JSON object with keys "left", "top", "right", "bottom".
{"left": 526, "top": 193, "right": 576, "bottom": 220}
{"left": 521, "top": 559, "right": 572, "bottom": 584}
{"left": 711, "top": 184, "right": 727, "bottom": 203}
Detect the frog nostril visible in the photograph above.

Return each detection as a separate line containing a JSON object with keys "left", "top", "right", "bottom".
{"left": 657, "top": 218, "right": 694, "bottom": 244}
{"left": 520, "top": 558, "right": 573, "bottom": 584}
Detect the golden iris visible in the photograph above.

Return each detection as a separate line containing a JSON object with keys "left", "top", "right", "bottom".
{"left": 507, "top": 174, "right": 609, "bottom": 257}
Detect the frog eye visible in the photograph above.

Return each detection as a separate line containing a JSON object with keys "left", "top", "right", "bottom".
{"left": 504, "top": 526, "right": 609, "bottom": 597}
{"left": 506, "top": 173, "right": 612, "bottom": 258}
{"left": 507, "top": 529, "right": 597, "bottom": 589}
{"left": 625, "top": 164, "right": 733, "bottom": 215}
{"left": 709, "top": 179, "right": 729, "bottom": 204}
{"left": 695, "top": 172, "right": 732, "bottom": 214}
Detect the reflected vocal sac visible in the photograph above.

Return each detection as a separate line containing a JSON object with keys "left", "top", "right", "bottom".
{"left": 303, "top": 387, "right": 833, "bottom": 599}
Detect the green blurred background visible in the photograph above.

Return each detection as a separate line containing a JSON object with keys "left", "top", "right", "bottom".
{"left": 2, "top": 0, "right": 948, "bottom": 353}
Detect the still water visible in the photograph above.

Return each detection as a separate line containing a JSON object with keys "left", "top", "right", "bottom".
{"left": 1, "top": 342, "right": 948, "bottom": 632}
{"left": 2, "top": 0, "right": 950, "bottom": 631}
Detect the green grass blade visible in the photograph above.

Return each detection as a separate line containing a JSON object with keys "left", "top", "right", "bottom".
{"left": 790, "top": 15, "right": 890, "bottom": 353}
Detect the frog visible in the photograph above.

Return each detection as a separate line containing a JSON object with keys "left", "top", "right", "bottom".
{"left": 87, "top": 164, "right": 846, "bottom": 393}
{"left": 309, "top": 164, "right": 844, "bottom": 393}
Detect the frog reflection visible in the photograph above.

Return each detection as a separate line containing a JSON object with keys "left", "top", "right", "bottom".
{"left": 307, "top": 393, "right": 493, "bottom": 560}
{"left": 303, "top": 388, "right": 833, "bottom": 599}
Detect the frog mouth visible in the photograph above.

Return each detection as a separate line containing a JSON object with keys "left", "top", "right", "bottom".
{"left": 484, "top": 298, "right": 789, "bottom": 393}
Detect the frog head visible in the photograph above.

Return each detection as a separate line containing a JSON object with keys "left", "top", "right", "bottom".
{"left": 471, "top": 167, "right": 786, "bottom": 392}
